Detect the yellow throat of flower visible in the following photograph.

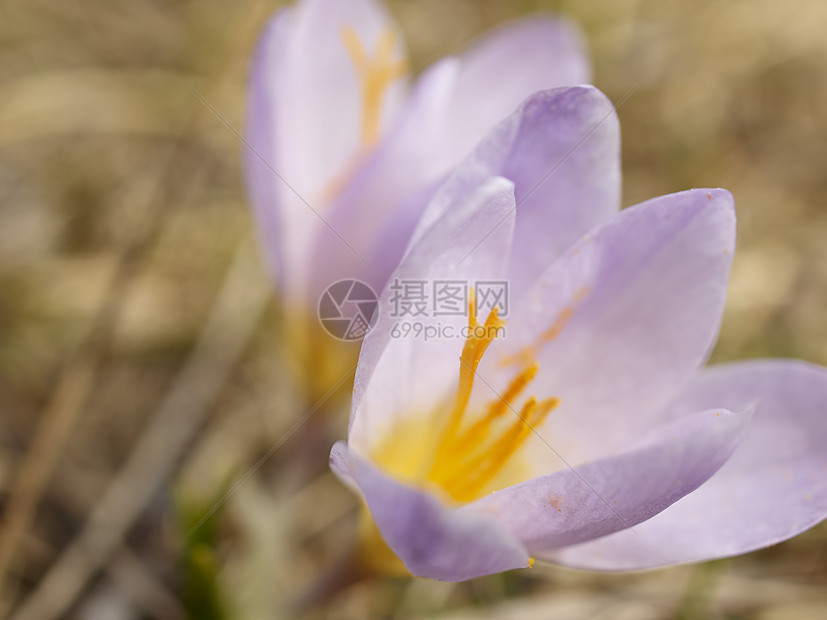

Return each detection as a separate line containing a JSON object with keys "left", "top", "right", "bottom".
{"left": 341, "top": 27, "right": 408, "bottom": 147}
{"left": 373, "top": 289, "right": 560, "bottom": 504}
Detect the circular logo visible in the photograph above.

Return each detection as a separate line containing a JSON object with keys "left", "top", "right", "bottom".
{"left": 318, "top": 279, "right": 379, "bottom": 341}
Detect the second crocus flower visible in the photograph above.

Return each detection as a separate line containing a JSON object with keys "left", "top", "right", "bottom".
{"left": 244, "top": 0, "right": 591, "bottom": 397}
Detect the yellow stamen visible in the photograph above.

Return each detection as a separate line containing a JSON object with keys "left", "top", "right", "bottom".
{"left": 438, "top": 396, "right": 558, "bottom": 502}
{"left": 371, "top": 288, "right": 577, "bottom": 507}
{"left": 423, "top": 289, "right": 561, "bottom": 502}
{"left": 432, "top": 289, "right": 504, "bottom": 469}
{"left": 451, "top": 362, "right": 539, "bottom": 453}
{"left": 341, "top": 27, "right": 408, "bottom": 146}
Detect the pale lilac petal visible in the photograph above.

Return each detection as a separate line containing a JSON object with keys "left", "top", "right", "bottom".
{"left": 330, "top": 442, "right": 530, "bottom": 581}
{"left": 547, "top": 359, "right": 827, "bottom": 570}
{"left": 306, "top": 59, "right": 459, "bottom": 299}
{"left": 464, "top": 409, "right": 748, "bottom": 552}
{"left": 494, "top": 189, "right": 735, "bottom": 469}
{"left": 441, "top": 17, "right": 592, "bottom": 168}
{"left": 412, "top": 86, "right": 621, "bottom": 296}
{"left": 277, "top": 0, "right": 406, "bottom": 199}
{"left": 358, "top": 179, "right": 443, "bottom": 293}
{"left": 504, "top": 88, "right": 620, "bottom": 294}
{"left": 244, "top": 0, "right": 405, "bottom": 297}
{"left": 349, "top": 177, "right": 516, "bottom": 456}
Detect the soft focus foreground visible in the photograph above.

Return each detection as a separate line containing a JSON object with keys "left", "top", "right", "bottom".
{"left": 1, "top": 1, "right": 826, "bottom": 619}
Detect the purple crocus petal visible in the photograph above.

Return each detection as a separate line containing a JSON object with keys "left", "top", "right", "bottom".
{"left": 496, "top": 189, "right": 735, "bottom": 469}
{"left": 463, "top": 409, "right": 748, "bottom": 553}
{"left": 275, "top": 0, "right": 406, "bottom": 199}
{"left": 244, "top": 0, "right": 405, "bottom": 297}
{"left": 412, "top": 86, "right": 621, "bottom": 297}
{"left": 358, "top": 178, "right": 444, "bottom": 292}
{"left": 440, "top": 17, "right": 591, "bottom": 174}
{"left": 306, "top": 58, "right": 460, "bottom": 300}
{"left": 349, "top": 177, "right": 516, "bottom": 456}
{"left": 330, "top": 442, "right": 530, "bottom": 581}
{"left": 546, "top": 359, "right": 827, "bottom": 570}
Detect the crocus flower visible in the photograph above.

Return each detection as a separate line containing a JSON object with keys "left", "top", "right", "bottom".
{"left": 330, "top": 85, "right": 827, "bottom": 581}
{"left": 245, "top": 0, "right": 590, "bottom": 333}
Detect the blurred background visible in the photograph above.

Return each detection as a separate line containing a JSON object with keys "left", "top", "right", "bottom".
{"left": 1, "top": 0, "right": 826, "bottom": 618}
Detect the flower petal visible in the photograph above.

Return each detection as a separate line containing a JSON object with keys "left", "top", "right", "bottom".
{"left": 498, "top": 188, "right": 736, "bottom": 468}
{"left": 463, "top": 409, "right": 748, "bottom": 553}
{"left": 546, "top": 359, "right": 827, "bottom": 570}
{"left": 412, "top": 86, "right": 621, "bottom": 297}
{"left": 274, "top": 0, "right": 406, "bottom": 198}
{"left": 330, "top": 442, "right": 530, "bottom": 581}
{"left": 348, "top": 176, "right": 516, "bottom": 456}
{"left": 440, "top": 16, "right": 591, "bottom": 167}
{"left": 244, "top": 0, "right": 405, "bottom": 296}
{"left": 306, "top": 58, "right": 459, "bottom": 299}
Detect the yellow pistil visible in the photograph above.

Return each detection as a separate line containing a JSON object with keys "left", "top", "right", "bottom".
{"left": 341, "top": 27, "right": 408, "bottom": 146}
